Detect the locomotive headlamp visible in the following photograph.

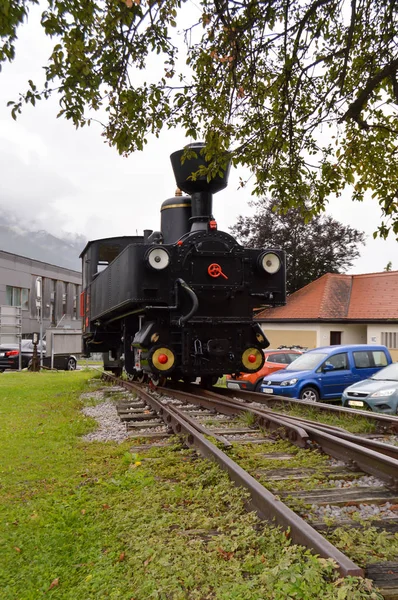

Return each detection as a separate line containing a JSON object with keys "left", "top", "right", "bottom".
{"left": 146, "top": 247, "right": 170, "bottom": 270}
{"left": 260, "top": 252, "right": 281, "bottom": 274}
{"left": 241, "top": 347, "right": 265, "bottom": 371}
{"left": 149, "top": 346, "right": 176, "bottom": 372}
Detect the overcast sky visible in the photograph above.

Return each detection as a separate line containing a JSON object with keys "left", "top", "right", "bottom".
{"left": 0, "top": 4, "right": 396, "bottom": 274}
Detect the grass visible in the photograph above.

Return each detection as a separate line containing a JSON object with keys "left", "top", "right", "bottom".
{"left": 265, "top": 402, "right": 378, "bottom": 434}
{"left": 0, "top": 372, "right": 383, "bottom": 599}
{"left": 77, "top": 359, "right": 103, "bottom": 367}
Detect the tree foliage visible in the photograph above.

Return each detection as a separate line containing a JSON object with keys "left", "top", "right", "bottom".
{"left": 230, "top": 200, "right": 365, "bottom": 294}
{"left": 384, "top": 260, "right": 393, "bottom": 271}
{"left": 2, "top": 0, "right": 398, "bottom": 237}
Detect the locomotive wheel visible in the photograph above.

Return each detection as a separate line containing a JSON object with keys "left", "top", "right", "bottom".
{"left": 110, "top": 367, "right": 123, "bottom": 377}
{"left": 136, "top": 371, "right": 147, "bottom": 383}
{"left": 200, "top": 375, "right": 220, "bottom": 388}
{"left": 150, "top": 374, "right": 167, "bottom": 387}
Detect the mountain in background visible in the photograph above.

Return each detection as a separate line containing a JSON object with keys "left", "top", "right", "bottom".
{"left": 0, "top": 214, "right": 85, "bottom": 272}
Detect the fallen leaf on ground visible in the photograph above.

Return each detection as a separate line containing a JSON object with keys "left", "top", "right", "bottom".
{"left": 49, "top": 578, "right": 59, "bottom": 590}
{"left": 217, "top": 547, "right": 234, "bottom": 560}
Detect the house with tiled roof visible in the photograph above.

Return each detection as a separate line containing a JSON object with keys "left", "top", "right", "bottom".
{"left": 256, "top": 271, "right": 398, "bottom": 361}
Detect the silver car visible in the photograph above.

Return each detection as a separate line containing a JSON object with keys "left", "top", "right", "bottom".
{"left": 342, "top": 363, "right": 398, "bottom": 414}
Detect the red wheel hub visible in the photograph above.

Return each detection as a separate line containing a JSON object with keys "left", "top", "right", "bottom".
{"left": 248, "top": 354, "right": 256, "bottom": 363}
{"left": 158, "top": 354, "right": 168, "bottom": 364}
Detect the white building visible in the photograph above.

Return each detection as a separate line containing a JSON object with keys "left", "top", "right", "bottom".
{"left": 0, "top": 249, "right": 82, "bottom": 339}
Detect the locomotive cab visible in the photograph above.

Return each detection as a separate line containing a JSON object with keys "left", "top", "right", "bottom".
{"left": 80, "top": 236, "right": 144, "bottom": 373}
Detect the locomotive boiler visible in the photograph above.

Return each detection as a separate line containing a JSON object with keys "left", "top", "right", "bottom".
{"left": 80, "top": 143, "right": 286, "bottom": 386}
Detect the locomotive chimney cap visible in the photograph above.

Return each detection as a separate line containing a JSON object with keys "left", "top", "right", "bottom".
{"left": 170, "top": 142, "right": 231, "bottom": 196}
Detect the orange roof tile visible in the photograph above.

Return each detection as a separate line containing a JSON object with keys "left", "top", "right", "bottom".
{"left": 257, "top": 271, "right": 398, "bottom": 321}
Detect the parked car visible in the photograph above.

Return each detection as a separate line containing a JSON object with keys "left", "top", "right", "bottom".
{"left": 342, "top": 362, "right": 398, "bottom": 414}
{"left": 0, "top": 340, "right": 77, "bottom": 372}
{"left": 226, "top": 349, "right": 302, "bottom": 392}
{"left": 260, "top": 345, "right": 392, "bottom": 402}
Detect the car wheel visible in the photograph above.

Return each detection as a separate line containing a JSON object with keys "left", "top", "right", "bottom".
{"left": 254, "top": 380, "right": 263, "bottom": 393}
{"left": 67, "top": 357, "right": 77, "bottom": 371}
{"left": 299, "top": 386, "right": 319, "bottom": 402}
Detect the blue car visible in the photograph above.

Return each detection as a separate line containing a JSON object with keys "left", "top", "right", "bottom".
{"left": 260, "top": 345, "right": 392, "bottom": 402}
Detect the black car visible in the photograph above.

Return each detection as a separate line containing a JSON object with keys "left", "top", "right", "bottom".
{"left": 0, "top": 340, "right": 77, "bottom": 372}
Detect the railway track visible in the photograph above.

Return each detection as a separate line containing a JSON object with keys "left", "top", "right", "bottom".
{"left": 101, "top": 373, "right": 398, "bottom": 599}
{"left": 219, "top": 386, "right": 398, "bottom": 433}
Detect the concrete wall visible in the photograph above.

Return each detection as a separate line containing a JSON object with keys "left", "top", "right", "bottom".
{"left": 0, "top": 250, "right": 82, "bottom": 338}
{"left": 318, "top": 323, "right": 367, "bottom": 346}
{"left": 368, "top": 323, "right": 398, "bottom": 362}
{"left": 260, "top": 321, "right": 398, "bottom": 361}
{"left": 261, "top": 323, "right": 319, "bottom": 349}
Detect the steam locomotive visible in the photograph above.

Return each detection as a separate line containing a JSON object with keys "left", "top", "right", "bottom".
{"left": 80, "top": 143, "right": 286, "bottom": 385}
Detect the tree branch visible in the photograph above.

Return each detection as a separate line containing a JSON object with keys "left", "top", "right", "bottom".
{"left": 342, "top": 57, "right": 398, "bottom": 126}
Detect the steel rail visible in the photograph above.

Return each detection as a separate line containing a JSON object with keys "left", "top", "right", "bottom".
{"left": 103, "top": 373, "right": 398, "bottom": 485}
{"left": 283, "top": 421, "right": 398, "bottom": 461}
{"left": 107, "top": 376, "right": 363, "bottom": 577}
{"left": 211, "top": 386, "right": 398, "bottom": 433}
{"left": 175, "top": 387, "right": 398, "bottom": 487}
{"left": 156, "top": 386, "right": 310, "bottom": 447}
{"left": 196, "top": 388, "right": 398, "bottom": 461}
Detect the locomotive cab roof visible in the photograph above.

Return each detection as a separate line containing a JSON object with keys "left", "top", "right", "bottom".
{"left": 79, "top": 236, "right": 144, "bottom": 259}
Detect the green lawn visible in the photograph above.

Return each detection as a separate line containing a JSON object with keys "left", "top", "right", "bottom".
{"left": 0, "top": 371, "right": 382, "bottom": 599}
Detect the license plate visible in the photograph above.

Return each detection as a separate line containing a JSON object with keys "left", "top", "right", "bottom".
{"left": 262, "top": 388, "right": 274, "bottom": 394}
{"left": 227, "top": 383, "right": 241, "bottom": 390}
{"left": 348, "top": 400, "right": 364, "bottom": 407}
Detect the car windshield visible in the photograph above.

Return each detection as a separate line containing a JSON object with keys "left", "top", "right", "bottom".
{"left": 370, "top": 363, "right": 398, "bottom": 381}
{"left": 285, "top": 352, "right": 327, "bottom": 371}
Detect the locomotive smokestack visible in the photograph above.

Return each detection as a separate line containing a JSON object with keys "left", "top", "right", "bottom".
{"left": 170, "top": 142, "right": 231, "bottom": 231}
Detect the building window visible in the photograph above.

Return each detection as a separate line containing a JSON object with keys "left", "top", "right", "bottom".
{"left": 73, "top": 284, "right": 79, "bottom": 320}
{"left": 50, "top": 280, "right": 57, "bottom": 326}
{"left": 381, "top": 332, "right": 397, "bottom": 349}
{"left": 62, "top": 282, "right": 68, "bottom": 316}
{"left": 6, "top": 286, "right": 29, "bottom": 310}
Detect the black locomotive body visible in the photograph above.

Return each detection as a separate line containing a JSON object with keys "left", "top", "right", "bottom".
{"left": 80, "top": 144, "right": 286, "bottom": 385}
